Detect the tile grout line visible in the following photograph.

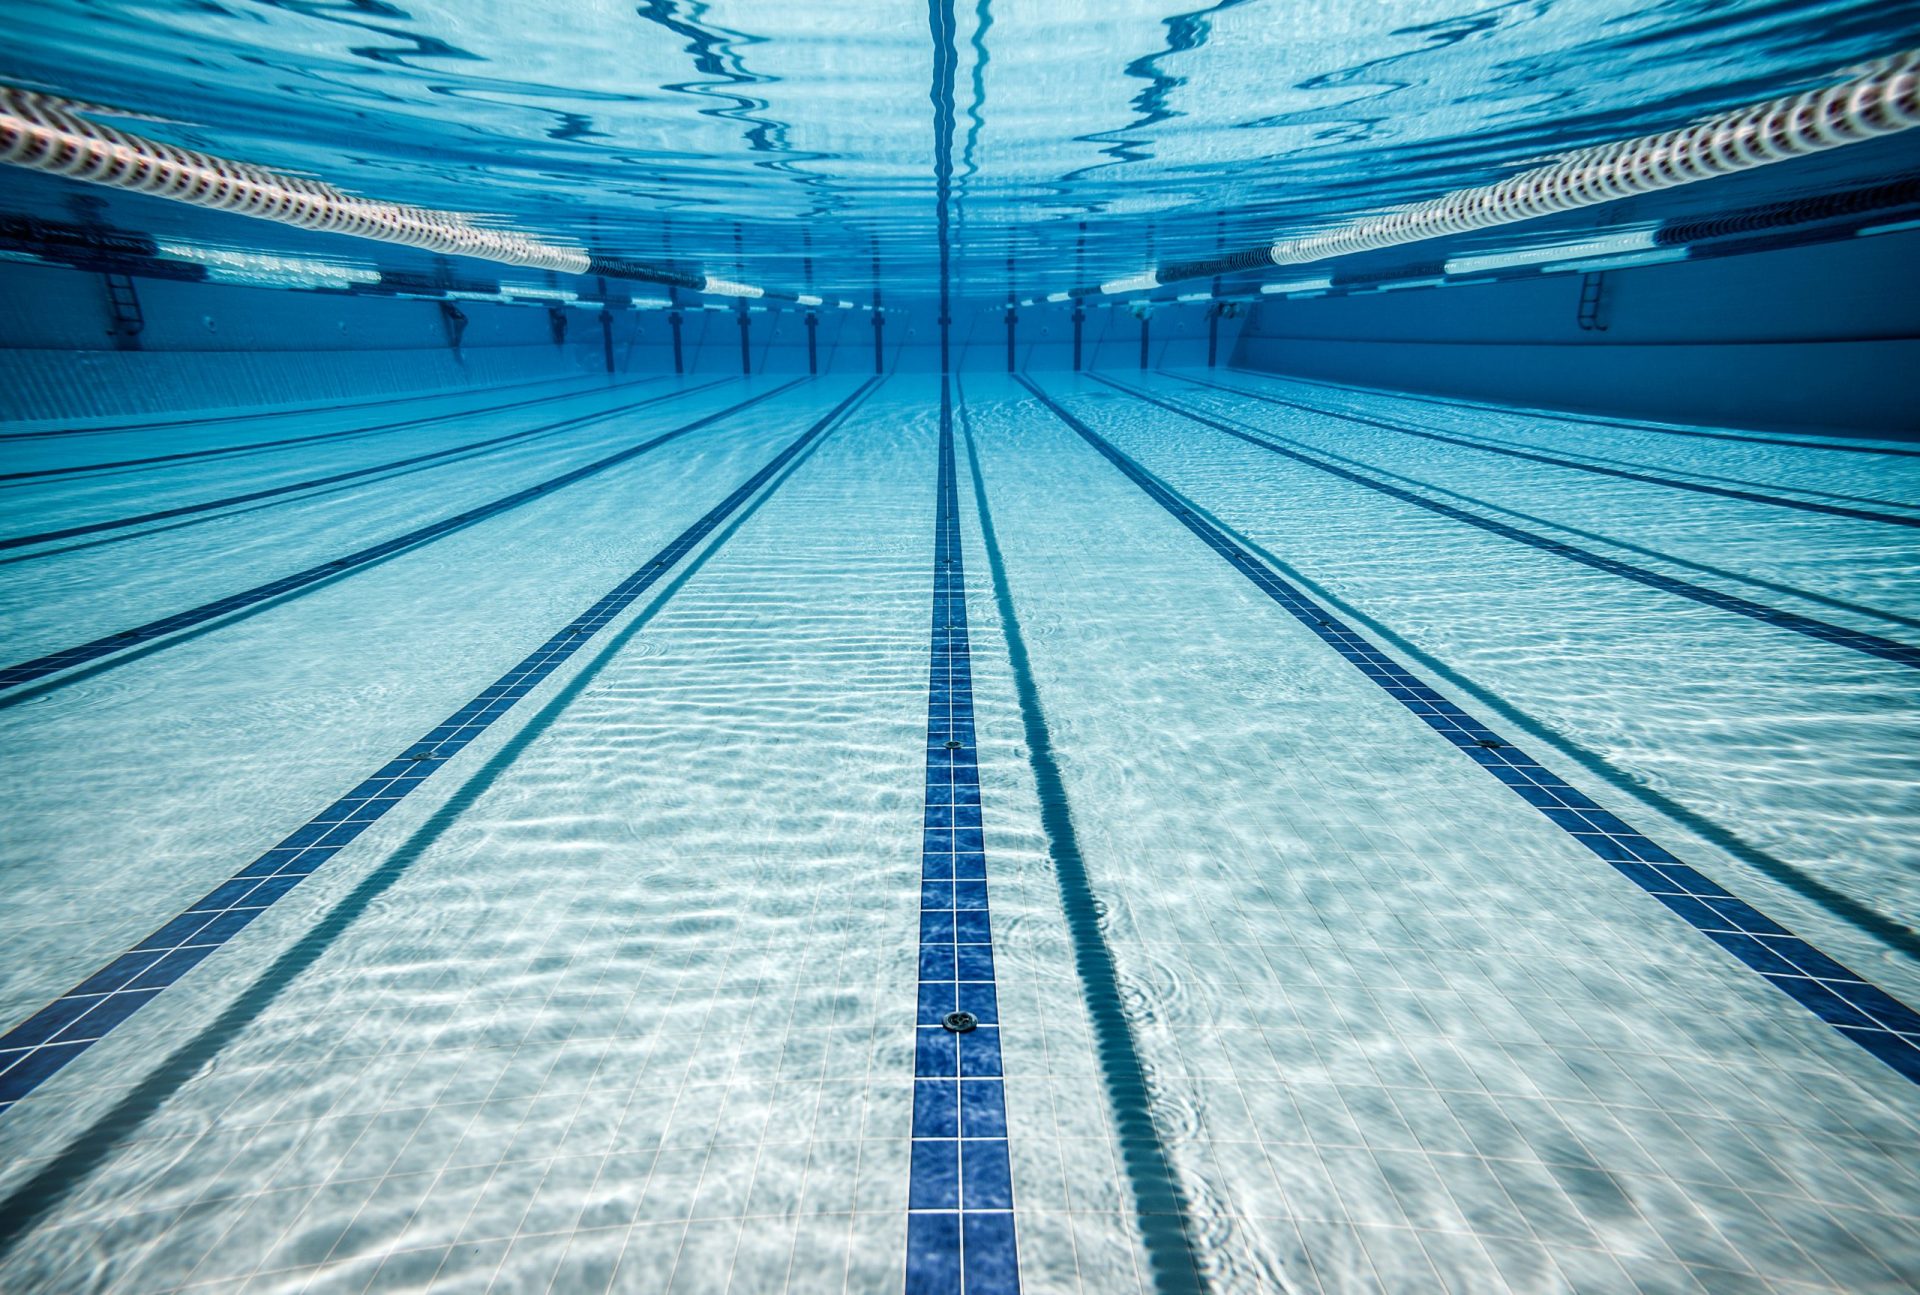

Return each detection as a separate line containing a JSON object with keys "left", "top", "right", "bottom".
{"left": 905, "top": 375, "right": 1021, "bottom": 1295}
{"left": 0, "top": 378, "right": 876, "bottom": 1117}
{"left": 0, "top": 372, "right": 665, "bottom": 483}
{"left": 1021, "top": 374, "right": 1920, "bottom": 1088}
{"left": 0, "top": 378, "right": 794, "bottom": 694}
{"left": 1179, "top": 374, "right": 1920, "bottom": 527}
{"left": 0, "top": 369, "right": 614, "bottom": 444}
{"left": 1254, "top": 369, "right": 1920, "bottom": 459}
{"left": 1151, "top": 372, "right": 1920, "bottom": 637}
{"left": 0, "top": 375, "right": 710, "bottom": 551}
{"left": 1097, "top": 374, "right": 1920, "bottom": 670}
{"left": 958, "top": 382, "right": 1209, "bottom": 1295}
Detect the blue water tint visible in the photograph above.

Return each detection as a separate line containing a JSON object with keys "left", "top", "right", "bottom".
{"left": 2, "top": 4, "right": 1920, "bottom": 1295}
{"left": 0, "top": 0, "right": 1912, "bottom": 296}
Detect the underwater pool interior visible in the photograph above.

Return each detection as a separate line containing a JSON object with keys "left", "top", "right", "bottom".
{"left": 1, "top": 2, "right": 1919, "bottom": 1292}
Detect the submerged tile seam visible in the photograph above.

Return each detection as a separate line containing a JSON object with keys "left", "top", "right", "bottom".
{"left": 1020, "top": 375, "right": 1920, "bottom": 1088}
{"left": 906, "top": 377, "right": 1021, "bottom": 1295}
{"left": 0, "top": 378, "right": 877, "bottom": 1117}
{"left": 1096, "top": 454, "right": 1920, "bottom": 971}
{"left": 0, "top": 376, "right": 713, "bottom": 551}
{"left": 0, "top": 374, "right": 668, "bottom": 484}
{"left": 0, "top": 370, "right": 608, "bottom": 444}
{"left": 0, "top": 378, "right": 796, "bottom": 694}
{"left": 957, "top": 384, "right": 1210, "bottom": 1295}
{"left": 1154, "top": 373, "right": 1920, "bottom": 639}
{"left": 1097, "top": 376, "right": 1920, "bottom": 671}
{"left": 1182, "top": 375, "right": 1920, "bottom": 529}
{"left": 1263, "top": 371, "right": 1920, "bottom": 460}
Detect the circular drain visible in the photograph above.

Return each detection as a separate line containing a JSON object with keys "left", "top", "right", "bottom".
{"left": 1476, "top": 739, "right": 1504, "bottom": 749}
{"left": 944, "top": 740, "right": 962, "bottom": 750}
{"left": 942, "top": 1010, "right": 978, "bottom": 1034}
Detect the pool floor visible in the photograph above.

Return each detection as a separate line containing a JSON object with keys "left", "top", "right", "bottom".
{"left": 0, "top": 371, "right": 1916, "bottom": 1292}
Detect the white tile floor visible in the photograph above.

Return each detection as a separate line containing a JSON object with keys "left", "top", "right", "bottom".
{"left": 1, "top": 374, "right": 1916, "bottom": 1291}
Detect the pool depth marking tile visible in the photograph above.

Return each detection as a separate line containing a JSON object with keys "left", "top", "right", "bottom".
{"left": 0, "top": 379, "right": 801, "bottom": 693}
{"left": 1181, "top": 374, "right": 1920, "bottom": 528}
{"left": 906, "top": 376, "right": 1021, "bottom": 1295}
{"left": 1098, "top": 376, "right": 1920, "bottom": 671}
{"left": 1021, "top": 375, "right": 1920, "bottom": 1087}
{"left": 0, "top": 379, "right": 879, "bottom": 1117}
{"left": 0, "top": 377, "right": 722, "bottom": 552}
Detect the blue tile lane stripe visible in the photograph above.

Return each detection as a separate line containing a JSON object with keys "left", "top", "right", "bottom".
{"left": 0, "top": 379, "right": 879, "bottom": 1116}
{"left": 1179, "top": 374, "right": 1920, "bottom": 528}
{"left": 1095, "top": 376, "right": 1920, "bottom": 672}
{"left": 1020, "top": 376, "right": 1920, "bottom": 1087}
{"left": 0, "top": 373, "right": 661, "bottom": 481}
{"left": 0, "top": 379, "right": 805, "bottom": 694}
{"left": 1266, "top": 372, "right": 1920, "bottom": 460}
{"left": 956, "top": 386, "right": 1208, "bottom": 1295}
{"left": 0, "top": 377, "right": 724, "bottom": 552}
{"left": 0, "top": 370, "right": 604, "bottom": 444}
{"left": 907, "top": 376, "right": 1021, "bottom": 1295}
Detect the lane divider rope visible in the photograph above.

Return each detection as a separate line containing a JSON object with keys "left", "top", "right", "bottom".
{"left": 1265, "top": 49, "right": 1920, "bottom": 267}
{"left": 0, "top": 86, "right": 826, "bottom": 303}
{"left": 1075, "top": 48, "right": 1920, "bottom": 297}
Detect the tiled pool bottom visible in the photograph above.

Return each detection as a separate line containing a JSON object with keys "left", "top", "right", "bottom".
{"left": 0, "top": 372, "right": 1916, "bottom": 1292}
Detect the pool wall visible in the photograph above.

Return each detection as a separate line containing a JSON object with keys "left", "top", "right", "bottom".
{"left": 1232, "top": 225, "right": 1920, "bottom": 436}
{"left": 0, "top": 260, "right": 1236, "bottom": 421}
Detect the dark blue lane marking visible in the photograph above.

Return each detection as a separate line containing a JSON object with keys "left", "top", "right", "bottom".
{"left": 907, "top": 377, "right": 1020, "bottom": 1295}
{"left": 0, "top": 371, "right": 602, "bottom": 444}
{"left": 0, "top": 378, "right": 724, "bottom": 552}
{"left": 1196, "top": 375, "right": 1917, "bottom": 517}
{"left": 1137, "top": 389, "right": 1920, "bottom": 636}
{"left": 0, "top": 380, "right": 878, "bottom": 1117}
{"left": 957, "top": 383, "right": 1209, "bottom": 1295}
{"left": 1021, "top": 376, "right": 1920, "bottom": 1087}
{"left": 1263, "top": 370, "right": 1920, "bottom": 460}
{"left": 0, "top": 380, "right": 806, "bottom": 696}
{"left": 0, "top": 375, "right": 663, "bottom": 482}
{"left": 1181, "top": 375, "right": 1920, "bottom": 528}
{"left": 0, "top": 395, "right": 854, "bottom": 1263}
{"left": 1095, "top": 376, "right": 1920, "bottom": 671}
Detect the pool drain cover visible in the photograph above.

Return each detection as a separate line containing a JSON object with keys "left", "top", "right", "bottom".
{"left": 945, "top": 740, "right": 962, "bottom": 750}
{"left": 942, "top": 1010, "right": 978, "bottom": 1034}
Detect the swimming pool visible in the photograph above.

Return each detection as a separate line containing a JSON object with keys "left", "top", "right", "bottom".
{"left": 2, "top": 3, "right": 1918, "bottom": 1293}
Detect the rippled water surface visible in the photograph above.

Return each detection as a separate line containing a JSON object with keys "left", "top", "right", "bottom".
{"left": 4, "top": 0, "right": 1916, "bottom": 291}
{"left": 4, "top": 3, "right": 1920, "bottom": 1293}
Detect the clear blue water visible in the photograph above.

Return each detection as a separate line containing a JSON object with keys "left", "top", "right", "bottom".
{"left": 2, "top": 0, "right": 1916, "bottom": 291}
{"left": 3, "top": 4, "right": 1920, "bottom": 1294}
